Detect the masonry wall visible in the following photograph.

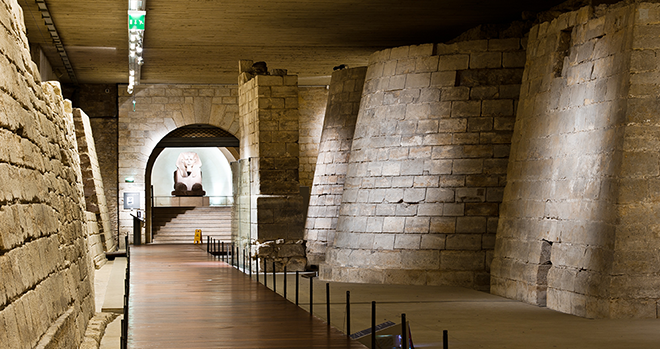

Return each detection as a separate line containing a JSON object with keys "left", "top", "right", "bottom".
{"left": 238, "top": 73, "right": 306, "bottom": 271}
{"left": 492, "top": 3, "right": 660, "bottom": 319}
{"left": 305, "top": 67, "right": 367, "bottom": 266}
{"left": 0, "top": 0, "right": 95, "bottom": 346}
{"left": 73, "top": 109, "right": 116, "bottom": 267}
{"left": 298, "top": 86, "right": 328, "bottom": 188}
{"left": 89, "top": 117, "right": 118, "bottom": 244}
{"left": 322, "top": 37, "right": 526, "bottom": 289}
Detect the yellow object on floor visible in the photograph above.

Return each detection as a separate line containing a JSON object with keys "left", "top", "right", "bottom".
{"left": 194, "top": 229, "right": 202, "bottom": 244}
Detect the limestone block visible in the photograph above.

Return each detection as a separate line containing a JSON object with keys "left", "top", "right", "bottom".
{"left": 488, "top": 38, "right": 521, "bottom": 52}
{"left": 441, "top": 250, "right": 485, "bottom": 270}
{"left": 451, "top": 101, "right": 481, "bottom": 116}
{"left": 396, "top": 58, "right": 416, "bottom": 75}
{"left": 404, "top": 217, "right": 430, "bottom": 233}
{"left": 384, "top": 269, "right": 428, "bottom": 285}
{"left": 446, "top": 234, "right": 482, "bottom": 250}
{"left": 453, "top": 159, "right": 483, "bottom": 174}
{"left": 438, "top": 54, "right": 469, "bottom": 71}
{"left": 470, "top": 52, "right": 502, "bottom": 69}
{"left": 394, "top": 234, "right": 422, "bottom": 249}
{"left": 390, "top": 46, "right": 410, "bottom": 60}
{"left": 456, "top": 216, "right": 487, "bottom": 233}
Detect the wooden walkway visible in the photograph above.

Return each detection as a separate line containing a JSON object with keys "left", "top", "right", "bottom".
{"left": 127, "top": 244, "right": 366, "bottom": 348}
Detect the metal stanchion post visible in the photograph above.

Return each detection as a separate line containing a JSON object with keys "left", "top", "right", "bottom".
{"left": 272, "top": 261, "right": 276, "bottom": 293}
{"left": 346, "top": 291, "right": 350, "bottom": 336}
{"left": 402, "top": 313, "right": 407, "bottom": 349}
{"left": 256, "top": 256, "right": 260, "bottom": 283}
{"left": 326, "top": 283, "right": 330, "bottom": 325}
{"left": 295, "top": 271, "right": 299, "bottom": 306}
{"left": 283, "top": 266, "right": 287, "bottom": 299}
{"left": 371, "top": 301, "right": 376, "bottom": 349}
{"left": 264, "top": 261, "right": 267, "bottom": 288}
{"left": 443, "top": 330, "right": 449, "bottom": 349}
{"left": 310, "top": 276, "right": 314, "bottom": 315}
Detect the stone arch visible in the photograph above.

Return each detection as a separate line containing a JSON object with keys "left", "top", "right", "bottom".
{"left": 117, "top": 84, "right": 240, "bottom": 244}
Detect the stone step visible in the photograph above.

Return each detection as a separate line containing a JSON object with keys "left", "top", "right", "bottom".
{"left": 152, "top": 206, "right": 232, "bottom": 244}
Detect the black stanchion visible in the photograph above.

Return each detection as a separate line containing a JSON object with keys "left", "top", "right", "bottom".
{"left": 283, "top": 266, "right": 287, "bottom": 299}
{"left": 402, "top": 313, "right": 407, "bottom": 349}
{"left": 326, "top": 283, "right": 330, "bottom": 325}
{"left": 295, "top": 271, "right": 299, "bottom": 305}
{"left": 346, "top": 291, "right": 350, "bottom": 336}
{"left": 443, "top": 330, "right": 449, "bottom": 349}
{"left": 256, "top": 257, "right": 260, "bottom": 283}
{"left": 120, "top": 319, "right": 125, "bottom": 349}
{"left": 249, "top": 251, "right": 252, "bottom": 277}
{"left": 371, "top": 301, "right": 376, "bottom": 349}
{"left": 272, "top": 261, "right": 276, "bottom": 293}
{"left": 263, "top": 261, "right": 267, "bottom": 288}
{"left": 207, "top": 236, "right": 209, "bottom": 253}
{"left": 310, "top": 276, "right": 314, "bottom": 316}
{"left": 231, "top": 243, "right": 234, "bottom": 266}
{"left": 221, "top": 242, "right": 225, "bottom": 262}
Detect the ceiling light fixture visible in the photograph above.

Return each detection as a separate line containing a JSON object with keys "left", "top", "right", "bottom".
{"left": 127, "top": 0, "right": 146, "bottom": 95}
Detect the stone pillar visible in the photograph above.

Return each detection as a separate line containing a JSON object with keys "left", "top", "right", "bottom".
{"left": 322, "top": 37, "right": 525, "bottom": 289}
{"left": 305, "top": 67, "right": 367, "bottom": 266}
{"left": 238, "top": 65, "right": 306, "bottom": 271}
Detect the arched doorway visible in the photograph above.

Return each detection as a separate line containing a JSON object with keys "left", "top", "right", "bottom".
{"left": 144, "top": 124, "right": 239, "bottom": 243}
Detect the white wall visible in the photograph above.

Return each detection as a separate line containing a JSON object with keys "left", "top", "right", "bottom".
{"left": 152, "top": 147, "right": 232, "bottom": 197}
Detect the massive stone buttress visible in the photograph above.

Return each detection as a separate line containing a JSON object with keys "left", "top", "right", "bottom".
{"left": 322, "top": 36, "right": 526, "bottom": 290}
{"left": 492, "top": 3, "right": 660, "bottom": 319}
{"left": 305, "top": 67, "right": 368, "bottom": 266}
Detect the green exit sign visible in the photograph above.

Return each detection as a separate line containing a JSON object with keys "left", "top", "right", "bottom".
{"left": 128, "top": 11, "right": 146, "bottom": 30}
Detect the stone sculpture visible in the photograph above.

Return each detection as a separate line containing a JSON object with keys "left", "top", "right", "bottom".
{"left": 172, "top": 152, "right": 206, "bottom": 196}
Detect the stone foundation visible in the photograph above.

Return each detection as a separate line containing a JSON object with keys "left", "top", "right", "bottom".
{"left": 305, "top": 67, "right": 367, "bottom": 266}
{"left": 491, "top": 3, "right": 660, "bottom": 318}
{"left": 73, "top": 108, "right": 116, "bottom": 267}
{"left": 0, "top": 0, "right": 95, "bottom": 346}
{"left": 237, "top": 66, "right": 306, "bottom": 270}
{"left": 322, "top": 36, "right": 526, "bottom": 290}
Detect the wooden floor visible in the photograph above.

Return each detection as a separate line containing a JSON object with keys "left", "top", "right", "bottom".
{"left": 127, "top": 244, "right": 366, "bottom": 349}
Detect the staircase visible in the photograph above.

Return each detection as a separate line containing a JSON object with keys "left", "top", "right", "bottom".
{"left": 152, "top": 207, "right": 232, "bottom": 244}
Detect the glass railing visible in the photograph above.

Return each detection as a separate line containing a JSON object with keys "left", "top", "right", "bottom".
{"left": 153, "top": 196, "right": 234, "bottom": 207}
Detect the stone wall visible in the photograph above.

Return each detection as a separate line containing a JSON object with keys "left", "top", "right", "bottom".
{"left": 238, "top": 72, "right": 306, "bottom": 271}
{"left": 305, "top": 67, "right": 367, "bottom": 266}
{"left": 117, "top": 84, "right": 240, "bottom": 244}
{"left": 492, "top": 3, "right": 660, "bottom": 318}
{"left": 0, "top": 0, "right": 95, "bottom": 346}
{"left": 298, "top": 86, "right": 328, "bottom": 188}
{"left": 89, "top": 117, "right": 118, "bottom": 244}
{"left": 73, "top": 109, "right": 116, "bottom": 267}
{"left": 322, "top": 37, "right": 526, "bottom": 289}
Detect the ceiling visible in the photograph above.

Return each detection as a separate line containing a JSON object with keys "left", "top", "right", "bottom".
{"left": 19, "top": 0, "right": 567, "bottom": 86}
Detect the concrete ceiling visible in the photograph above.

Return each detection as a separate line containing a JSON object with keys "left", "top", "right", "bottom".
{"left": 19, "top": 0, "right": 567, "bottom": 86}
